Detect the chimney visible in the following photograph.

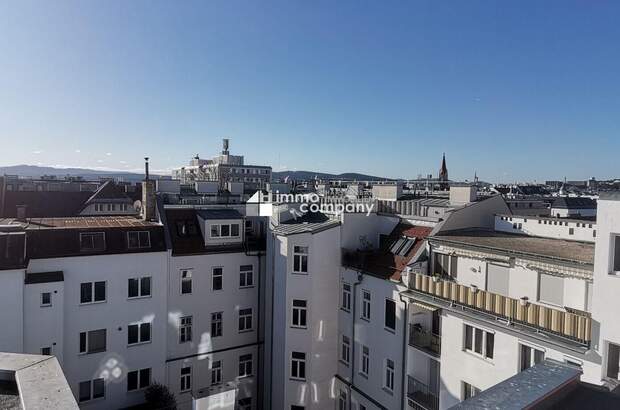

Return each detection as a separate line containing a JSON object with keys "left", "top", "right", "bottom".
{"left": 16, "top": 204, "right": 27, "bottom": 221}
{"left": 141, "top": 157, "right": 157, "bottom": 221}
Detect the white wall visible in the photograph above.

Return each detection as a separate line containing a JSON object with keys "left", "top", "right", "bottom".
{"left": 23, "top": 281, "right": 64, "bottom": 362}
{"left": 0, "top": 268, "right": 24, "bottom": 353}
{"left": 495, "top": 215, "right": 596, "bottom": 243}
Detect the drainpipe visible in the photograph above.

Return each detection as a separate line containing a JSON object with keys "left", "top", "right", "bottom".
{"left": 349, "top": 271, "right": 364, "bottom": 410}
{"left": 399, "top": 293, "right": 409, "bottom": 410}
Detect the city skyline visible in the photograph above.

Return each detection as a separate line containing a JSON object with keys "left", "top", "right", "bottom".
{"left": 2, "top": 1, "right": 620, "bottom": 180}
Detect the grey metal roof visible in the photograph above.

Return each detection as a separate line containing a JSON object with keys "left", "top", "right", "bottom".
{"left": 24, "top": 271, "right": 64, "bottom": 285}
{"left": 197, "top": 209, "right": 243, "bottom": 220}
{"left": 449, "top": 360, "right": 581, "bottom": 410}
{"left": 431, "top": 229, "right": 594, "bottom": 266}
{"left": 272, "top": 212, "right": 340, "bottom": 236}
{"left": 551, "top": 197, "right": 596, "bottom": 209}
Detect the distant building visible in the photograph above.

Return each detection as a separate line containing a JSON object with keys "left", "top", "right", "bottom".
{"left": 550, "top": 196, "right": 597, "bottom": 218}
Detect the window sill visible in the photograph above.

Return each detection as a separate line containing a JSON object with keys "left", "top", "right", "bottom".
{"left": 289, "top": 377, "right": 306, "bottom": 382}
{"left": 291, "top": 325, "right": 308, "bottom": 330}
{"left": 384, "top": 327, "right": 396, "bottom": 334}
{"left": 340, "top": 308, "right": 351, "bottom": 313}
{"left": 79, "top": 396, "right": 106, "bottom": 404}
{"left": 239, "top": 329, "right": 254, "bottom": 334}
{"left": 360, "top": 317, "right": 370, "bottom": 323}
{"left": 40, "top": 304, "right": 52, "bottom": 308}
{"left": 128, "top": 341, "right": 152, "bottom": 348}
{"left": 358, "top": 372, "right": 368, "bottom": 379}
{"left": 382, "top": 387, "right": 394, "bottom": 396}
{"left": 291, "top": 272, "right": 309, "bottom": 275}
{"left": 79, "top": 300, "right": 107, "bottom": 306}
{"left": 239, "top": 285, "right": 255, "bottom": 289}
{"left": 463, "top": 350, "right": 494, "bottom": 364}
{"left": 128, "top": 295, "right": 152, "bottom": 300}
{"left": 339, "top": 360, "right": 350, "bottom": 367}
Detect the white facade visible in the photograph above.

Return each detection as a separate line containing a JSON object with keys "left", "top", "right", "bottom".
{"left": 495, "top": 214, "right": 596, "bottom": 242}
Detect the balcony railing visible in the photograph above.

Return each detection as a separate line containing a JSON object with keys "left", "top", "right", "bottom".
{"left": 407, "top": 376, "right": 439, "bottom": 410}
{"left": 407, "top": 272, "right": 592, "bottom": 345}
{"left": 409, "top": 324, "right": 441, "bottom": 356}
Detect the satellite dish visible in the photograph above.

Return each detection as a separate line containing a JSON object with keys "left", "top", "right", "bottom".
{"left": 133, "top": 200, "right": 142, "bottom": 212}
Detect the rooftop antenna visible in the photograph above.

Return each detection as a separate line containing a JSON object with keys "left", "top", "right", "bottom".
{"left": 144, "top": 157, "right": 150, "bottom": 181}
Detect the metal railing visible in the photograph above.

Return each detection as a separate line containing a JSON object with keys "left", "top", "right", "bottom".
{"left": 407, "top": 376, "right": 439, "bottom": 410}
{"left": 409, "top": 324, "right": 441, "bottom": 356}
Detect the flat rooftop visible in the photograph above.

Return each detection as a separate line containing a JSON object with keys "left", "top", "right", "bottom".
{"left": 0, "top": 216, "right": 160, "bottom": 230}
{"left": 432, "top": 229, "right": 594, "bottom": 266}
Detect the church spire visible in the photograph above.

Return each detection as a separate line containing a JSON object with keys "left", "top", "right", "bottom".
{"left": 439, "top": 153, "right": 449, "bottom": 190}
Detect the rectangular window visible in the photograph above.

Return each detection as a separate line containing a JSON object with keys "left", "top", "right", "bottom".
{"left": 341, "top": 335, "right": 350, "bottom": 365}
{"left": 179, "top": 316, "right": 192, "bottom": 343}
{"left": 291, "top": 352, "right": 306, "bottom": 380}
{"left": 538, "top": 273, "right": 564, "bottom": 306}
{"left": 41, "top": 292, "right": 51, "bottom": 307}
{"left": 128, "top": 276, "right": 151, "bottom": 298}
{"left": 127, "top": 368, "right": 151, "bottom": 391}
{"left": 462, "top": 381, "right": 480, "bottom": 400}
{"left": 210, "top": 224, "right": 240, "bottom": 238}
{"left": 79, "top": 329, "right": 106, "bottom": 354}
{"left": 180, "top": 366, "right": 192, "bottom": 392}
{"left": 464, "top": 324, "right": 494, "bottom": 360}
{"left": 239, "top": 354, "right": 253, "bottom": 377}
{"left": 520, "top": 344, "right": 545, "bottom": 371}
{"left": 341, "top": 283, "right": 351, "bottom": 312}
{"left": 78, "top": 378, "right": 105, "bottom": 402}
{"left": 293, "top": 246, "right": 309, "bottom": 273}
{"left": 385, "top": 299, "right": 396, "bottom": 331}
{"left": 128, "top": 323, "right": 151, "bottom": 345}
{"left": 292, "top": 299, "right": 308, "bottom": 328}
{"left": 180, "top": 269, "right": 192, "bottom": 294}
{"left": 80, "top": 281, "right": 106, "bottom": 304}
{"left": 613, "top": 236, "right": 620, "bottom": 273}
{"left": 384, "top": 359, "right": 395, "bottom": 392}
{"left": 361, "top": 345, "right": 369, "bottom": 377}
{"left": 211, "top": 312, "right": 223, "bottom": 337}
{"left": 212, "top": 267, "right": 223, "bottom": 291}
{"left": 41, "top": 346, "right": 51, "bottom": 355}
{"left": 239, "top": 308, "right": 253, "bottom": 332}
{"left": 210, "top": 225, "right": 220, "bottom": 237}
{"left": 361, "top": 290, "right": 371, "bottom": 321}
{"left": 79, "top": 232, "right": 105, "bottom": 252}
{"left": 239, "top": 265, "right": 253, "bottom": 288}
{"left": 211, "top": 360, "right": 222, "bottom": 385}
{"left": 127, "top": 231, "right": 151, "bottom": 249}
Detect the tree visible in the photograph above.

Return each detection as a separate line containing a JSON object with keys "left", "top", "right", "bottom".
{"left": 144, "top": 382, "right": 177, "bottom": 410}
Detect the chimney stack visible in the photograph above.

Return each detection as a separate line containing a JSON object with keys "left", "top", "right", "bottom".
{"left": 141, "top": 157, "right": 156, "bottom": 221}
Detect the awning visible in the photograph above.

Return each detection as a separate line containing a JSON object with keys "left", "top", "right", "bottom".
{"left": 411, "top": 300, "right": 439, "bottom": 312}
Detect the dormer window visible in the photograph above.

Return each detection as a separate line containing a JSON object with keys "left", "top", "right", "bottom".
{"left": 80, "top": 232, "right": 106, "bottom": 252}
{"left": 210, "top": 223, "right": 241, "bottom": 238}
{"left": 128, "top": 231, "right": 151, "bottom": 249}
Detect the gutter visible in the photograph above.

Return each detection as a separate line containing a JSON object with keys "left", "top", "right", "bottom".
{"left": 349, "top": 271, "right": 364, "bottom": 410}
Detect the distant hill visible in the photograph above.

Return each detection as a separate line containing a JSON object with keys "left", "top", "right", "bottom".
{"left": 0, "top": 164, "right": 163, "bottom": 182}
{"left": 272, "top": 170, "right": 394, "bottom": 182}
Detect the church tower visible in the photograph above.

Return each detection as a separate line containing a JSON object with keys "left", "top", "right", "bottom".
{"left": 439, "top": 153, "right": 449, "bottom": 190}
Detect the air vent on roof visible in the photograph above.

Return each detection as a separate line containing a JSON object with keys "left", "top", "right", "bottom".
{"left": 389, "top": 236, "right": 416, "bottom": 256}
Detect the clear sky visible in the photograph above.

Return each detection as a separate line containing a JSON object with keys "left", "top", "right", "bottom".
{"left": 0, "top": 1, "right": 618, "bottom": 182}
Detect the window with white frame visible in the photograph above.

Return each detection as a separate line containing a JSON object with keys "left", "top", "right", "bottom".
{"left": 180, "top": 366, "right": 192, "bottom": 392}
{"left": 210, "top": 223, "right": 240, "bottom": 238}
{"left": 239, "top": 354, "right": 252, "bottom": 377}
{"left": 211, "top": 360, "right": 222, "bottom": 385}
{"left": 78, "top": 378, "right": 105, "bottom": 402}
{"left": 211, "top": 312, "right": 223, "bottom": 337}
{"left": 79, "top": 329, "right": 106, "bottom": 354}
{"left": 341, "top": 335, "right": 350, "bottom": 365}
{"left": 180, "top": 269, "right": 192, "bottom": 294}
{"left": 292, "top": 299, "right": 307, "bottom": 328}
{"left": 128, "top": 276, "right": 151, "bottom": 298}
{"left": 341, "top": 282, "right": 351, "bottom": 312}
{"left": 520, "top": 344, "right": 545, "bottom": 371}
{"left": 179, "top": 316, "right": 192, "bottom": 343}
{"left": 384, "top": 299, "right": 396, "bottom": 331}
{"left": 361, "top": 290, "right": 371, "bottom": 321}
{"left": 80, "top": 281, "right": 106, "bottom": 304}
{"left": 128, "top": 323, "right": 151, "bottom": 345}
{"left": 538, "top": 273, "right": 564, "bottom": 306}
{"left": 127, "top": 231, "right": 151, "bottom": 249}
{"left": 291, "top": 352, "right": 306, "bottom": 380}
{"left": 384, "top": 359, "right": 395, "bottom": 392}
{"left": 464, "top": 324, "right": 494, "bottom": 360}
{"left": 127, "top": 368, "right": 151, "bottom": 391}
{"left": 293, "top": 246, "right": 308, "bottom": 273}
{"left": 41, "top": 292, "right": 51, "bottom": 307}
{"left": 239, "top": 308, "right": 253, "bottom": 332}
{"left": 79, "top": 232, "right": 105, "bottom": 252}
{"left": 239, "top": 265, "right": 253, "bottom": 288}
{"left": 212, "top": 267, "right": 223, "bottom": 291}
{"left": 462, "top": 381, "right": 480, "bottom": 400}
{"left": 360, "top": 345, "right": 369, "bottom": 377}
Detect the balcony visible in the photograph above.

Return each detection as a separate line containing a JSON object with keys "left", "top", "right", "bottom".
{"left": 406, "top": 272, "right": 592, "bottom": 346}
{"left": 407, "top": 376, "right": 439, "bottom": 410}
{"left": 409, "top": 324, "right": 441, "bottom": 357}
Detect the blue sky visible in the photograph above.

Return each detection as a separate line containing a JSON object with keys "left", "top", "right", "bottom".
{"left": 0, "top": 1, "right": 618, "bottom": 182}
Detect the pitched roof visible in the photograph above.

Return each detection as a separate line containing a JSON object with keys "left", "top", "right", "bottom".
{"left": 1, "top": 191, "right": 92, "bottom": 218}
{"left": 552, "top": 197, "right": 597, "bottom": 209}
{"left": 343, "top": 222, "right": 432, "bottom": 281}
